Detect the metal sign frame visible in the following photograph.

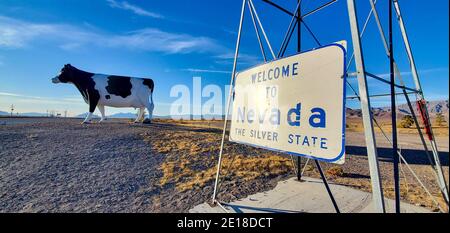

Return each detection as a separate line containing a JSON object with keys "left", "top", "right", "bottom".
{"left": 211, "top": 0, "right": 449, "bottom": 213}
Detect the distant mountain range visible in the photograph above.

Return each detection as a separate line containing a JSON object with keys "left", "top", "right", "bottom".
{"left": 109, "top": 112, "right": 138, "bottom": 118}
{"left": 346, "top": 100, "right": 449, "bottom": 120}
{"left": 74, "top": 113, "right": 101, "bottom": 119}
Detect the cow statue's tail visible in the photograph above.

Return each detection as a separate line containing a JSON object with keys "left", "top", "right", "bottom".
{"left": 145, "top": 79, "right": 154, "bottom": 123}
{"left": 149, "top": 89, "right": 154, "bottom": 109}
{"left": 148, "top": 79, "right": 154, "bottom": 108}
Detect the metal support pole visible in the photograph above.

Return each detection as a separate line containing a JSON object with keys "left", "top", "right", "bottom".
{"left": 261, "top": 0, "right": 293, "bottom": 16}
{"left": 297, "top": 0, "right": 301, "bottom": 53}
{"left": 278, "top": 0, "right": 300, "bottom": 56}
{"left": 393, "top": 0, "right": 449, "bottom": 204}
{"left": 302, "top": 0, "right": 338, "bottom": 19}
{"left": 392, "top": 1, "right": 422, "bottom": 95}
{"left": 277, "top": 1, "right": 301, "bottom": 58}
{"left": 388, "top": 0, "right": 400, "bottom": 213}
{"left": 248, "top": 0, "right": 276, "bottom": 60}
{"left": 212, "top": 0, "right": 246, "bottom": 204}
{"left": 248, "top": 0, "right": 267, "bottom": 62}
{"left": 346, "top": 0, "right": 378, "bottom": 72}
{"left": 364, "top": 72, "right": 420, "bottom": 93}
{"left": 301, "top": 20, "right": 321, "bottom": 46}
{"left": 315, "top": 160, "right": 340, "bottom": 213}
{"left": 296, "top": 0, "right": 302, "bottom": 182}
{"left": 347, "top": 0, "right": 385, "bottom": 213}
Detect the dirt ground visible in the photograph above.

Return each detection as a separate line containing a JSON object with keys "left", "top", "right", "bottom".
{"left": 0, "top": 117, "right": 448, "bottom": 212}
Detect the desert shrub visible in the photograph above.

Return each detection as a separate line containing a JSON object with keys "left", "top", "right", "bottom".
{"left": 399, "top": 115, "right": 414, "bottom": 128}
{"left": 326, "top": 166, "right": 344, "bottom": 177}
{"left": 435, "top": 113, "right": 447, "bottom": 127}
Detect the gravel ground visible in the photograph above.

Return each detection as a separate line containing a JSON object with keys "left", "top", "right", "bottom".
{"left": 0, "top": 117, "right": 448, "bottom": 212}
{"left": 0, "top": 118, "right": 166, "bottom": 212}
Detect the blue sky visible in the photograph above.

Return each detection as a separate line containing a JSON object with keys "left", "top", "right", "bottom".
{"left": 0, "top": 0, "right": 448, "bottom": 116}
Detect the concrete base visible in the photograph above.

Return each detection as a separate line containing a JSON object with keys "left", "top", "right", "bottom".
{"left": 189, "top": 177, "right": 431, "bottom": 213}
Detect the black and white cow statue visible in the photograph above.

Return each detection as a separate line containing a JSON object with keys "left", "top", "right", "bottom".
{"left": 52, "top": 64, "right": 154, "bottom": 124}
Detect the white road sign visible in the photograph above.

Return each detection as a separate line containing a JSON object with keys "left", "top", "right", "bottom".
{"left": 229, "top": 41, "right": 347, "bottom": 164}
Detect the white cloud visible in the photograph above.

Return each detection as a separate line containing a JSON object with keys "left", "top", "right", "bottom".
{"left": 0, "top": 91, "right": 84, "bottom": 105}
{"left": 0, "top": 92, "right": 24, "bottom": 97}
{"left": 106, "top": 0, "right": 163, "bottom": 19}
{"left": 0, "top": 16, "right": 98, "bottom": 49}
{"left": 214, "top": 52, "right": 261, "bottom": 66}
{"left": 0, "top": 15, "right": 224, "bottom": 54}
{"left": 376, "top": 67, "right": 448, "bottom": 79}
{"left": 0, "top": 16, "right": 53, "bottom": 48}
{"left": 182, "top": 68, "right": 231, "bottom": 74}
{"left": 108, "top": 28, "right": 224, "bottom": 54}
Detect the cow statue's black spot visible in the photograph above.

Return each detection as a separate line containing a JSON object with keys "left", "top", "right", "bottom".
{"left": 105, "top": 95, "right": 111, "bottom": 99}
{"left": 105, "top": 76, "right": 132, "bottom": 98}
{"left": 142, "top": 79, "right": 154, "bottom": 92}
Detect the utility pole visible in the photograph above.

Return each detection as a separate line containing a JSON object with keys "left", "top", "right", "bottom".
{"left": 10, "top": 104, "right": 14, "bottom": 117}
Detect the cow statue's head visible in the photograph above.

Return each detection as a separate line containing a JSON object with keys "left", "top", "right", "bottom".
{"left": 52, "top": 64, "right": 73, "bottom": 84}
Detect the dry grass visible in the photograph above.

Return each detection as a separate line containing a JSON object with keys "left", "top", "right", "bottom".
{"left": 142, "top": 126, "right": 293, "bottom": 192}
{"left": 346, "top": 118, "right": 449, "bottom": 136}
{"left": 326, "top": 166, "right": 345, "bottom": 178}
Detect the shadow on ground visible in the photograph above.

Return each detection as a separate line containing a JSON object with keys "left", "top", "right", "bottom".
{"left": 223, "top": 203, "right": 304, "bottom": 213}
{"left": 346, "top": 145, "right": 449, "bottom": 166}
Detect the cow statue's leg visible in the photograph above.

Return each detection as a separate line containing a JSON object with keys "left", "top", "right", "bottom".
{"left": 83, "top": 112, "right": 93, "bottom": 124}
{"left": 143, "top": 92, "right": 154, "bottom": 124}
{"left": 82, "top": 90, "right": 100, "bottom": 124}
{"left": 134, "top": 108, "right": 141, "bottom": 123}
{"left": 98, "top": 105, "right": 107, "bottom": 123}
{"left": 147, "top": 102, "right": 154, "bottom": 121}
{"left": 134, "top": 107, "right": 145, "bottom": 123}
